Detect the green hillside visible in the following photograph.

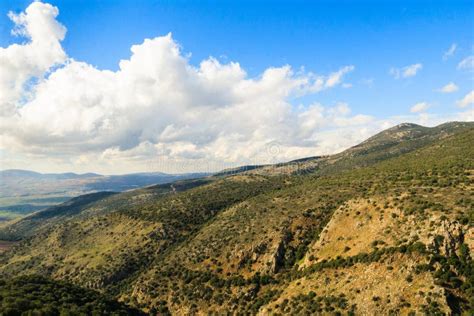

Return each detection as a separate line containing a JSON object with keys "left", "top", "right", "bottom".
{"left": 0, "top": 122, "right": 472, "bottom": 315}
{"left": 0, "top": 275, "right": 143, "bottom": 315}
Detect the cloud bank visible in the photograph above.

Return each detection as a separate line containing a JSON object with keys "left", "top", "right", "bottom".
{"left": 0, "top": 2, "right": 471, "bottom": 173}
{"left": 0, "top": 2, "right": 370, "bottom": 173}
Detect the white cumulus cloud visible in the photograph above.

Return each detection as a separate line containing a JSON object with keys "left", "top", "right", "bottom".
{"left": 0, "top": 2, "right": 372, "bottom": 173}
{"left": 0, "top": 2, "right": 66, "bottom": 116}
{"left": 0, "top": 2, "right": 470, "bottom": 174}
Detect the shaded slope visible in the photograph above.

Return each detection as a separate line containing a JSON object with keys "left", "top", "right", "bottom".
{"left": 123, "top": 126, "right": 473, "bottom": 314}
{"left": 0, "top": 275, "right": 143, "bottom": 315}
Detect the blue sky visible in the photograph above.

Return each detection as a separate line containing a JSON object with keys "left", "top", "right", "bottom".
{"left": 1, "top": 0, "right": 472, "bottom": 117}
{"left": 0, "top": 1, "right": 473, "bottom": 173}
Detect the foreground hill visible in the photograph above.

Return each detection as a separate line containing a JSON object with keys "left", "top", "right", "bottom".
{"left": 0, "top": 275, "right": 143, "bottom": 315}
{"left": 0, "top": 122, "right": 472, "bottom": 315}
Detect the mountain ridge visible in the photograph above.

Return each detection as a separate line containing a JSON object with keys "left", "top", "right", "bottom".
{"left": 0, "top": 121, "right": 472, "bottom": 315}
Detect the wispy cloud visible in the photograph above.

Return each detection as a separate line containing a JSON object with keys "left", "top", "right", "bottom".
{"left": 410, "top": 102, "right": 430, "bottom": 113}
{"left": 359, "top": 78, "right": 374, "bottom": 87}
{"left": 390, "top": 63, "right": 423, "bottom": 79}
{"left": 437, "top": 82, "right": 458, "bottom": 93}
{"left": 442, "top": 43, "right": 457, "bottom": 60}
{"left": 458, "top": 56, "right": 474, "bottom": 71}
{"left": 457, "top": 90, "right": 474, "bottom": 108}
{"left": 324, "top": 66, "right": 355, "bottom": 89}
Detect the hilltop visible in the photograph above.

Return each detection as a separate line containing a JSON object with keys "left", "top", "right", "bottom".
{"left": 0, "top": 121, "right": 472, "bottom": 315}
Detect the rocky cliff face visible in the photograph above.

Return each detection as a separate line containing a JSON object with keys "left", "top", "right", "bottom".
{"left": 431, "top": 220, "right": 466, "bottom": 257}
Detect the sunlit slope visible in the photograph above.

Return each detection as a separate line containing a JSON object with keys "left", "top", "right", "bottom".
{"left": 125, "top": 127, "right": 473, "bottom": 314}
{"left": 225, "top": 121, "right": 474, "bottom": 176}
{"left": 0, "top": 123, "right": 472, "bottom": 315}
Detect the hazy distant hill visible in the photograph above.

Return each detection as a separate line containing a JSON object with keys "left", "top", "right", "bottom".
{"left": 0, "top": 169, "right": 102, "bottom": 179}
{"left": 0, "top": 170, "right": 210, "bottom": 218}
{"left": 0, "top": 121, "right": 472, "bottom": 315}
